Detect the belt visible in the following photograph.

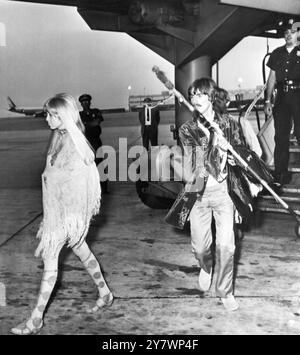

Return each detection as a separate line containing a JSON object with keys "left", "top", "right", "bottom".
{"left": 278, "top": 80, "right": 300, "bottom": 93}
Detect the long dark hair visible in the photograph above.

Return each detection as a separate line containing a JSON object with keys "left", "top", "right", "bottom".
{"left": 213, "top": 87, "right": 230, "bottom": 115}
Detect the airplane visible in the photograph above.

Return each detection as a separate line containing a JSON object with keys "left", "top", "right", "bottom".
{"left": 7, "top": 96, "right": 46, "bottom": 117}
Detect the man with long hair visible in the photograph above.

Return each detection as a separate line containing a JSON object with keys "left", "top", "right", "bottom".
{"left": 179, "top": 78, "right": 239, "bottom": 311}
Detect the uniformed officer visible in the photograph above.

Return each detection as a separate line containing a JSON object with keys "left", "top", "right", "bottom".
{"left": 79, "top": 94, "right": 108, "bottom": 193}
{"left": 264, "top": 19, "right": 300, "bottom": 187}
{"left": 139, "top": 97, "right": 160, "bottom": 150}
{"left": 79, "top": 94, "right": 103, "bottom": 150}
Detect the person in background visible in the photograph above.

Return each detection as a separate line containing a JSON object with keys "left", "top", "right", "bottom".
{"left": 213, "top": 86, "right": 264, "bottom": 234}
{"left": 11, "top": 94, "right": 113, "bottom": 335}
{"left": 213, "top": 87, "right": 262, "bottom": 158}
{"left": 79, "top": 94, "right": 108, "bottom": 193}
{"left": 139, "top": 97, "right": 160, "bottom": 150}
{"left": 264, "top": 19, "right": 300, "bottom": 187}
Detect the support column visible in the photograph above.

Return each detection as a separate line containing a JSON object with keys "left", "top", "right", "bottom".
{"left": 175, "top": 55, "right": 211, "bottom": 129}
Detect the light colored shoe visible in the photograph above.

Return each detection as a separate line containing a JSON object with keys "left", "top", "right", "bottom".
{"left": 221, "top": 295, "right": 239, "bottom": 311}
{"left": 87, "top": 292, "right": 114, "bottom": 314}
{"left": 10, "top": 317, "right": 43, "bottom": 335}
{"left": 198, "top": 269, "right": 212, "bottom": 292}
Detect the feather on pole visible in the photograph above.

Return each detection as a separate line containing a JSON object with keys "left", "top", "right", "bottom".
{"left": 151, "top": 65, "right": 294, "bottom": 215}
{"left": 152, "top": 65, "right": 262, "bottom": 168}
{"left": 152, "top": 65, "right": 221, "bottom": 137}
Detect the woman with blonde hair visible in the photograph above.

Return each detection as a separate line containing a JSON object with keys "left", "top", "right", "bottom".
{"left": 11, "top": 93, "right": 113, "bottom": 335}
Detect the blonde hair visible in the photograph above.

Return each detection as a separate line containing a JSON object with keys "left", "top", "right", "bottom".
{"left": 44, "top": 93, "right": 94, "bottom": 165}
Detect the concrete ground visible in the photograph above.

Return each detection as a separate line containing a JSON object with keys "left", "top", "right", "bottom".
{"left": 0, "top": 112, "right": 300, "bottom": 335}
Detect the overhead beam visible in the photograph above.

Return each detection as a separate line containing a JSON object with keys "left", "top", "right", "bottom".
{"left": 155, "top": 24, "right": 194, "bottom": 45}
{"left": 7, "top": 0, "right": 78, "bottom": 6}
{"left": 127, "top": 32, "right": 169, "bottom": 51}
{"left": 219, "top": 0, "right": 300, "bottom": 15}
{"left": 178, "top": 6, "right": 270, "bottom": 66}
{"left": 78, "top": 9, "right": 141, "bottom": 32}
{"left": 129, "top": 33, "right": 175, "bottom": 63}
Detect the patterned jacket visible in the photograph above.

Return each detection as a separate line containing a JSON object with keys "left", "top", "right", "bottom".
{"left": 178, "top": 112, "right": 244, "bottom": 192}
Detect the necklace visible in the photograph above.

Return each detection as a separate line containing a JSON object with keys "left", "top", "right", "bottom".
{"left": 58, "top": 129, "right": 67, "bottom": 135}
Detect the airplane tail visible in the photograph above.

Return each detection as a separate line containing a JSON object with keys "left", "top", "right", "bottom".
{"left": 7, "top": 96, "right": 16, "bottom": 111}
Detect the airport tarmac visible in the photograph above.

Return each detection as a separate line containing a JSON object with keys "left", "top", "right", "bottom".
{"left": 0, "top": 112, "right": 300, "bottom": 335}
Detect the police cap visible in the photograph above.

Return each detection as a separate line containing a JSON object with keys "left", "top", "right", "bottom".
{"left": 279, "top": 19, "right": 298, "bottom": 35}
{"left": 79, "top": 94, "right": 92, "bottom": 103}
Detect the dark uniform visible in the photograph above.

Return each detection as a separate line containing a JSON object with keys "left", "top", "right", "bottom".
{"left": 79, "top": 96, "right": 104, "bottom": 153}
{"left": 80, "top": 108, "right": 103, "bottom": 151}
{"left": 139, "top": 98, "right": 160, "bottom": 150}
{"left": 267, "top": 42, "right": 300, "bottom": 183}
{"left": 79, "top": 94, "right": 108, "bottom": 192}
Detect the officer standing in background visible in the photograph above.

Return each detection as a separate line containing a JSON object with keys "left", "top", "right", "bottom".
{"left": 139, "top": 97, "right": 160, "bottom": 150}
{"left": 264, "top": 19, "right": 300, "bottom": 187}
{"left": 79, "top": 94, "right": 108, "bottom": 193}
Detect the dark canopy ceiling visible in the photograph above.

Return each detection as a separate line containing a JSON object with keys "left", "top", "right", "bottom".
{"left": 7, "top": 0, "right": 300, "bottom": 66}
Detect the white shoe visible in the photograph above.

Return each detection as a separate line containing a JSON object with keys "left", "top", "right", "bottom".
{"left": 86, "top": 292, "right": 114, "bottom": 314}
{"left": 198, "top": 269, "right": 212, "bottom": 292}
{"left": 10, "top": 317, "right": 43, "bottom": 335}
{"left": 221, "top": 295, "right": 239, "bottom": 311}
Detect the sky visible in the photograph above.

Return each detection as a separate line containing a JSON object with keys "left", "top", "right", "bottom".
{"left": 0, "top": 0, "right": 284, "bottom": 110}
